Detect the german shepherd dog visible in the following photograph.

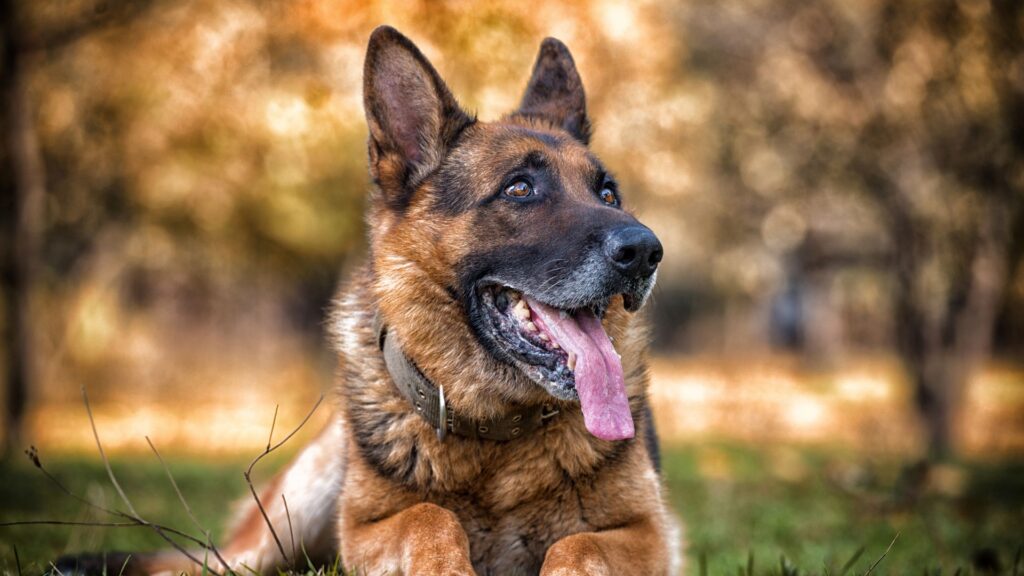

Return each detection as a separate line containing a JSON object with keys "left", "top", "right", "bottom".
{"left": 61, "top": 26, "right": 682, "bottom": 576}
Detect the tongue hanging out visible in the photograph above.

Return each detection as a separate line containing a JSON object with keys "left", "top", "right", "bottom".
{"left": 525, "top": 297, "right": 635, "bottom": 441}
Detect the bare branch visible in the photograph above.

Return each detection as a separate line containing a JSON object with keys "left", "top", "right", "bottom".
{"left": 14, "top": 393, "right": 323, "bottom": 573}
{"left": 243, "top": 394, "right": 325, "bottom": 568}
{"left": 1, "top": 520, "right": 139, "bottom": 528}
{"left": 146, "top": 436, "right": 234, "bottom": 574}
{"left": 258, "top": 394, "right": 324, "bottom": 464}
{"left": 80, "top": 386, "right": 221, "bottom": 575}
{"left": 81, "top": 386, "right": 137, "bottom": 518}
{"left": 25, "top": 445, "right": 128, "bottom": 516}
{"left": 282, "top": 494, "right": 296, "bottom": 563}
{"left": 21, "top": 445, "right": 210, "bottom": 547}
{"left": 267, "top": 404, "right": 279, "bottom": 452}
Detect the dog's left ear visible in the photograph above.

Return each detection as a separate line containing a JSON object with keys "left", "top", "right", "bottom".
{"left": 363, "top": 26, "right": 473, "bottom": 209}
{"left": 515, "top": 38, "right": 591, "bottom": 144}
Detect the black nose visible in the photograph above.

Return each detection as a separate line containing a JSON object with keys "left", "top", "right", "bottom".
{"left": 603, "top": 225, "right": 663, "bottom": 278}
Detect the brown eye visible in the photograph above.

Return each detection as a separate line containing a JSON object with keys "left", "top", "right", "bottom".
{"left": 504, "top": 180, "right": 534, "bottom": 198}
{"left": 600, "top": 187, "right": 618, "bottom": 205}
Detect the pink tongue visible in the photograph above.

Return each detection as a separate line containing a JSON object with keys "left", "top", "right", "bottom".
{"left": 525, "top": 298, "right": 634, "bottom": 441}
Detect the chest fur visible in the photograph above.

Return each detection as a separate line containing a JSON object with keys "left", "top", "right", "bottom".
{"left": 341, "top": 414, "right": 640, "bottom": 572}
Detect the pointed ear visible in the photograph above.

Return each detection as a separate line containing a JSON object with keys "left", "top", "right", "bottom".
{"left": 363, "top": 26, "right": 473, "bottom": 208}
{"left": 515, "top": 38, "right": 590, "bottom": 144}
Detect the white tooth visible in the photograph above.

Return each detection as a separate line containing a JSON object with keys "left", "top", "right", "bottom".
{"left": 559, "top": 310, "right": 569, "bottom": 320}
{"left": 567, "top": 352, "right": 577, "bottom": 371}
{"left": 513, "top": 300, "right": 531, "bottom": 321}
{"left": 525, "top": 321, "right": 537, "bottom": 332}
{"left": 551, "top": 342, "right": 561, "bottom": 350}
{"left": 538, "top": 333, "right": 550, "bottom": 342}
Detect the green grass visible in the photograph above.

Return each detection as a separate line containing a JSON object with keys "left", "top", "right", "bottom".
{"left": 663, "top": 443, "right": 1023, "bottom": 575}
{"left": 1, "top": 444, "right": 1021, "bottom": 575}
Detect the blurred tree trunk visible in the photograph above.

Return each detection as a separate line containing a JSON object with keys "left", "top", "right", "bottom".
{"left": 898, "top": 201, "right": 1012, "bottom": 459}
{"left": 0, "top": 0, "right": 44, "bottom": 456}
{"left": 0, "top": 0, "right": 158, "bottom": 456}
{"left": 882, "top": 0, "right": 1023, "bottom": 460}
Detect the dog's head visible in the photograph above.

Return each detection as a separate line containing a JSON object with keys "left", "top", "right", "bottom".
{"left": 362, "top": 27, "right": 661, "bottom": 440}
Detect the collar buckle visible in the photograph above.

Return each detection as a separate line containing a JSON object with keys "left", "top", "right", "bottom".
{"left": 541, "top": 404, "right": 560, "bottom": 421}
{"left": 436, "top": 385, "right": 447, "bottom": 442}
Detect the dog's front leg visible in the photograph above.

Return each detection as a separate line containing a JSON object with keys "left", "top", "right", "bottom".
{"left": 342, "top": 502, "right": 476, "bottom": 576}
{"left": 540, "top": 517, "right": 669, "bottom": 576}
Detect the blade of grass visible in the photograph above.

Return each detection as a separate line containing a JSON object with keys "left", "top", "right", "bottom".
{"left": 839, "top": 547, "right": 865, "bottom": 576}
{"left": 863, "top": 532, "right": 900, "bottom": 576}
{"left": 117, "top": 555, "right": 131, "bottom": 576}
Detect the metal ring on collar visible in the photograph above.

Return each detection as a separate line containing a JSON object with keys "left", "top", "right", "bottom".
{"left": 436, "top": 384, "right": 447, "bottom": 442}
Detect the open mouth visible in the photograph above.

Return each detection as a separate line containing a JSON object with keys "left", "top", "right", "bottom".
{"left": 477, "top": 285, "right": 635, "bottom": 440}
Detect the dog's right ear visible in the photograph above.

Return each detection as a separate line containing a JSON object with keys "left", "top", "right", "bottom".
{"left": 363, "top": 26, "right": 473, "bottom": 210}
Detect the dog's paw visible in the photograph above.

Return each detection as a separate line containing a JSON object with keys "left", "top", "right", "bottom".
{"left": 406, "top": 550, "right": 476, "bottom": 576}
{"left": 407, "top": 563, "right": 476, "bottom": 576}
{"left": 402, "top": 503, "right": 476, "bottom": 576}
{"left": 540, "top": 533, "right": 612, "bottom": 576}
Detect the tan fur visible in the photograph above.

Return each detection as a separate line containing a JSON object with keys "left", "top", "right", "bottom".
{"left": 120, "top": 26, "right": 682, "bottom": 576}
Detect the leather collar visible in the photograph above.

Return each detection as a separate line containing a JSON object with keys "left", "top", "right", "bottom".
{"left": 374, "top": 314, "right": 559, "bottom": 442}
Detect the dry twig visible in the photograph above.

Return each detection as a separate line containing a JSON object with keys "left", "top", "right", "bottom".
{"left": 5, "top": 389, "right": 324, "bottom": 574}
{"left": 79, "top": 386, "right": 220, "bottom": 574}
{"left": 13, "top": 446, "right": 219, "bottom": 553}
{"left": 0, "top": 520, "right": 137, "bottom": 529}
{"left": 146, "top": 435, "right": 234, "bottom": 574}
{"left": 243, "top": 394, "right": 324, "bottom": 568}
{"left": 282, "top": 494, "right": 296, "bottom": 563}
